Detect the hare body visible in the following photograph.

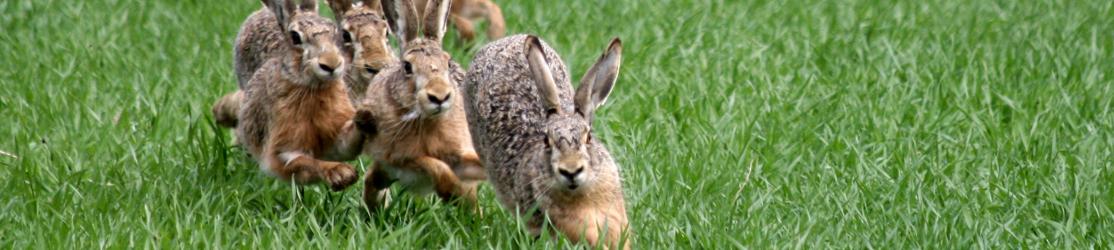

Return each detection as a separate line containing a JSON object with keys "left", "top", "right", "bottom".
{"left": 465, "top": 34, "right": 629, "bottom": 249}
{"left": 236, "top": 0, "right": 365, "bottom": 191}
{"left": 212, "top": 5, "right": 286, "bottom": 128}
{"left": 415, "top": 0, "right": 504, "bottom": 43}
{"left": 354, "top": 0, "right": 483, "bottom": 212}
{"left": 233, "top": 7, "right": 286, "bottom": 89}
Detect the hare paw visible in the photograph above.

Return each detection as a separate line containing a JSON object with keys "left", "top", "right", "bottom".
{"left": 353, "top": 109, "right": 377, "bottom": 134}
{"left": 323, "top": 163, "right": 358, "bottom": 191}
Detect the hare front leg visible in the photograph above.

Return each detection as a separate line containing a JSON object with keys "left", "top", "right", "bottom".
{"left": 321, "top": 120, "right": 368, "bottom": 161}
{"left": 551, "top": 208, "right": 630, "bottom": 250}
{"left": 411, "top": 156, "right": 476, "bottom": 209}
{"left": 265, "top": 150, "right": 358, "bottom": 191}
{"left": 362, "top": 163, "right": 394, "bottom": 212}
{"left": 454, "top": 151, "right": 486, "bottom": 181}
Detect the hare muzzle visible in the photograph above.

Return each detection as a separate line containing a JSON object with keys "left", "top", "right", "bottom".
{"left": 314, "top": 50, "right": 345, "bottom": 78}
{"left": 363, "top": 59, "right": 392, "bottom": 76}
{"left": 418, "top": 76, "right": 453, "bottom": 116}
{"left": 556, "top": 159, "right": 589, "bottom": 190}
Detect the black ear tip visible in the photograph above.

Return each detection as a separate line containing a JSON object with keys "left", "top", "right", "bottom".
{"left": 524, "top": 35, "right": 540, "bottom": 49}
{"left": 609, "top": 38, "right": 622, "bottom": 51}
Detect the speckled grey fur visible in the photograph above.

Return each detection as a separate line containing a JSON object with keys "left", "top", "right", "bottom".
{"left": 464, "top": 34, "right": 629, "bottom": 248}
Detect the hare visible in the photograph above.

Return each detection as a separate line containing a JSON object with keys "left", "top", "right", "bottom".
{"left": 214, "top": 0, "right": 397, "bottom": 127}
{"left": 352, "top": 0, "right": 483, "bottom": 212}
{"left": 464, "top": 34, "right": 629, "bottom": 249}
{"left": 414, "top": 0, "right": 505, "bottom": 43}
{"left": 325, "top": 0, "right": 398, "bottom": 107}
{"left": 236, "top": 0, "right": 366, "bottom": 191}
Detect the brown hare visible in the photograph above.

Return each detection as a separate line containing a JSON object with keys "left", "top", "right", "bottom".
{"left": 236, "top": 0, "right": 366, "bottom": 191}
{"left": 213, "top": 0, "right": 397, "bottom": 127}
{"left": 464, "top": 34, "right": 629, "bottom": 249}
{"left": 352, "top": 0, "right": 483, "bottom": 213}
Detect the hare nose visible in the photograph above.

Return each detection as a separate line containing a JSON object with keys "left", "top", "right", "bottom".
{"left": 427, "top": 92, "right": 450, "bottom": 105}
{"left": 558, "top": 166, "right": 584, "bottom": 181}
{"left": 319, "top": 63, "right": 335, "bottom": 74}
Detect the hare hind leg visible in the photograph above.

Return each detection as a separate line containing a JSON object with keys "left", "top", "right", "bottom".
{"left": 476, "top": 0, "right": 504, "bottom": 39}
{"left": 362, "top": 163, "right": 394, "bottom": 212}
{"left": 450, "top": 14, "right": 477, "bottom": 43}
{"left": 267, "top": 152, "right": 358, "bottom": 191}
{"left": 212, "top": 91, "right": 244, "bottom": 128}
{"left": 411, "top": 156, "right": 477, "bottom": 209}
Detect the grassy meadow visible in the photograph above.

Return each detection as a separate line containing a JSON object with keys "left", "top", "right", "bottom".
{"left": 3, "top": 0, "right": 1114, "bottom": 248}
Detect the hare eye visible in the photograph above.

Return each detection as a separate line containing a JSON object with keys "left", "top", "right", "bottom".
{"left": 342, "top": 30, "right": 353, "bottom": 44}
{"left": 404, "top": 61, "right": 413, "bottom": 76}
{"left": 290, "top": 31, "right": 303, "bottom": 45}
{"left": 543, "top": 134, "right": 551, "bottom": 148}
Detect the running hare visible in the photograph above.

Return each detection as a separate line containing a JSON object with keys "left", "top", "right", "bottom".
{"left": 213, "top": 0, "right": 396, "bottom": 127}
{"left": 464, "top": 34, "right": 629, "bottom": 249}
{"left": 237, "top": 0, "right": 365, "bottom": 191}
{"left": 353, "top": 0, "right": 483, "bottom": 212}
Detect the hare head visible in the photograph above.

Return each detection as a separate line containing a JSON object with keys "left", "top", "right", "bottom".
{"left": 524, "top": 36, "right": 622, "bottom": 196}
{"left": 381, "top": 0, "right": 455, "bottom": 117}
{"left": 327, "top": 0, "right": 395, "bottom": 83}
{"left": 266, "top": 0, "right": 346, "bottom": 84}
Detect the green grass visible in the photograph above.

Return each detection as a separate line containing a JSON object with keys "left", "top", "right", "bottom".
{"left": 2, "top": 0, "right": 1114, "bottom": 248}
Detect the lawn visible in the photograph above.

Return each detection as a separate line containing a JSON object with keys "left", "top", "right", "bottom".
{"left": 2, "top": 0, "right": 1114, "bottom": 248}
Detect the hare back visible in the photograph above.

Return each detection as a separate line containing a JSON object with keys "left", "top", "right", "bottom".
{"left": 238, "top": 59, "right": 355, "bottom": 161}
{"left": 463, "top": 34, "right": 574, "bottom": 216}
{"left": 234, "top": 8, "right": 286, "bottom": 89}
{"left": 464, "top": 35, "right": 570, "bottom": 181}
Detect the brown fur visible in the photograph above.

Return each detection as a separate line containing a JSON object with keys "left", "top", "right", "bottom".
{"left": 235, "top": 0, "right": 365, "bottom": 191}
{"left": 354, "top": 0, "right": 484, "bottom": 213}
{"left": 328, "top": 0, "right": 398, "bottom": 107}
{"left": 464, "top": 34, "right": 629, "bottom": 249}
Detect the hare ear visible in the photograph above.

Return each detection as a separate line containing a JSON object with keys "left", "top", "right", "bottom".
{"left": 422, "top": 0, "right": 451, "bottom": 42}
{"left": 326, "top": 0, "right": 354, "bottom": 21}
{"left": 264, "top": 0, "right": 294, "bottom": 31}
{"left": 525, "top": 35, "right": 562, "bottom": 115}
{"left": 360, "top": 0, "right": 383, "bottom": 13}
{"left": 298, "top": 0, "right": 318, "bottom": 12}
{"left": 574, "top": 38, "right": 622, "bottom": 121}
{"left": 381, "top": 0, "right": 420, "bottom": 48}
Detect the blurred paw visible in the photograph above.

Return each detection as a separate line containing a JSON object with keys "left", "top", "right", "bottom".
{"left": 324, "top": 163, "right": 358, "bottom": 191}
{"left": 353, "top": 109, "right": 377, "bottom": 135}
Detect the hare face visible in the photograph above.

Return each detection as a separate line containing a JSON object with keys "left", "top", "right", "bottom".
{"left": 288, "top": 14, "right": 346, "bottom": 82}
{"left": 544, "top": 116, "right": 594, "bottom": 194}
{"left": 341, "top": 9, "right": 395, "bottom": 83}
{"left": 403, "top": 43, "right": 454, "bottom": 117}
